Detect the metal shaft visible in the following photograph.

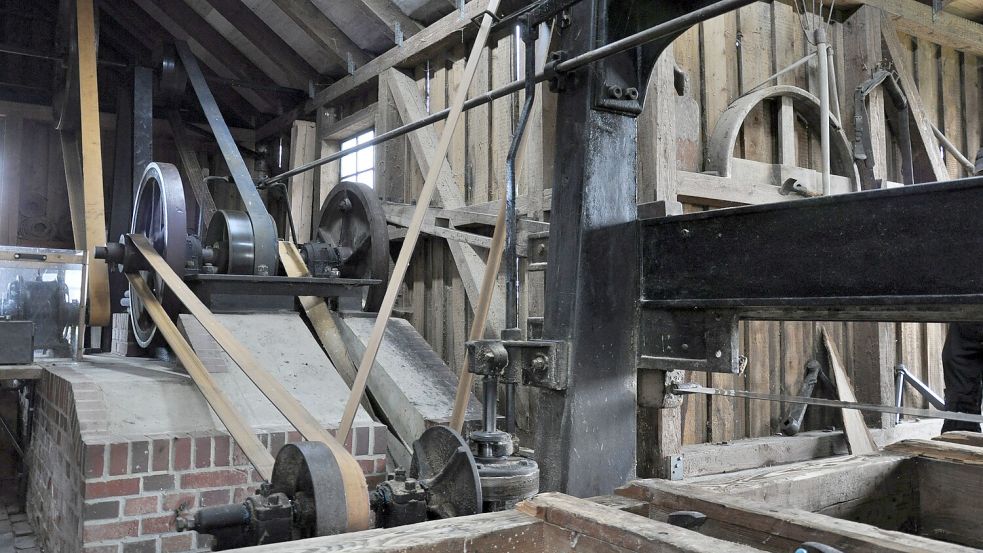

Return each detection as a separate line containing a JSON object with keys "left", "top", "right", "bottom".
{"left": 263, "top": 0, "right": 758, "bottom": 186}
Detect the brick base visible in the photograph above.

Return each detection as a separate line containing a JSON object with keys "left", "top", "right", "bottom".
{"left": 27, "top": 366, "right": 387, "bottom": 553}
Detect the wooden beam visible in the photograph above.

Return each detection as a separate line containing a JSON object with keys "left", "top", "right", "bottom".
{"left": 519, "top": 493, "right": 768, "bottom": 553}
{"left": 821, "top": 327, "right": 879, "bottom": 455}
{"left": 200, "top": 0, "right": 320, "bottom": 90}
{"left": 385, "top": 67, "right": 506, "bottom": 333}
{"left": 132, "top": 0, "right": 279, "bottom": 113}
{"left": 354, "top": 0, "right": 423, "bottom": 41}
{"left": 257, "top": 0, "right": 495, "bottom": 141}
{"left": 271, "top": 0, "right": 370, "bottom": 73}
{"left": 619, "top": 477, "right": 979, "bottom": 553}
{"left": 287, "top": 120, "right": 317, "bottom": 242}
{"left": 886, "top": 437, "right": 983, "bottom": 464}
{"left": 881, "top": 13, "right": 957, "bottom": 181}
{"left": 322, "top": 103, "right": 377, "bottom": 141}
{"left": 934, "top": 430, "right": 983, "bottom": 448}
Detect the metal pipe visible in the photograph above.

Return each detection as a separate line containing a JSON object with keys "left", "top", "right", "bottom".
{"left": 502, "top": 18, "right": 538, "bottom": 436}
{"left": 263, "top": 0, "right": 758, "bottom": 186}
{"left": 894, "top": 364, "right": 906, "bottom": 425}
{"left": 815, "top": 28, "right": 832, "bottom": 196}
{"left": 481, "top": 375, "right": 497, "bottom": 457}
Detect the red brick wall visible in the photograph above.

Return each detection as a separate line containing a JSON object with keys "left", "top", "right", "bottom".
{"left": 27, "top": 366, "right": 388, "bottom": 553}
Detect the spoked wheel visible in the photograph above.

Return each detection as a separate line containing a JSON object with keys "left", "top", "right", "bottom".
{"left": 128, "top": 162, "right": 188, "bottom": 347}
{"left": 314, "top": 182, "right": 390, "bottom": 311}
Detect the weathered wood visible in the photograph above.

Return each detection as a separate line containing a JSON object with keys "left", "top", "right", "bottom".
{"left": 288, "top": 120, "right": 317, "bottom": 242}
{"left": 821, "top": 326, "right": 878, "bottom": 455}
{"left": 886, "top": 438, "right": 983, "bottom": 465}
{"left": 918, "top": 458, "right": 983, "bottom": 548}
{"left": 638, "top": 45, "right": 678, "bottom": 206}
{"left": 620, "top": 477, "right": 978, "bottom": 553}
{"left": 258, "top": 0, "right": 497, "bottom": 141}
{"left": 934, "top": 431, "right": 983, "bottom": 448}
{"left": 519, "top": 493, "right": 767, "bottom": 553}
{"left": 322, "top": 104, "right": 377, "bottom": 142}
{"left": 271, "top": 0, "right": 370, "bottom": 71}
{"left": 337, "top": 2, "right": 502, "bottom": 444}
{"left": 234, "top": 510, "right": 542, "bottom": 553}
{"left": 880, "top": 17, "right": 950, "bottom": 182}
{"left": 0, "top": 365, "right": 43, "bottom": 381}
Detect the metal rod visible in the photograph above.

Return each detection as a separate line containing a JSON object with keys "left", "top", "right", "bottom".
{"left": 897, "top": 364, "right": 945, "bottom": 411}
{"left": 894, "top": 365, "right": 905, "bottom": 425}
{"left": 263, "top": 0, "right": 758, "bottom": 186}
{"left": 743, "top": 51, "right": 816, "bottom": 97}
{"left": 674, "top": 383, "right": 983, "bottom": 424}
{"left": 0, "top": 410, "right": 23, "bottom": 458}
{"left": 932, "top": 124, "right": 976, "bottom": 172}
{"left": 502, "top": 18, "right": 538, "bottom": 436}
{"left": 815, "top": 28, "right": 832, "bottom": 196}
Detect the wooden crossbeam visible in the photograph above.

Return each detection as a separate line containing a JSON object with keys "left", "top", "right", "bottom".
{"left": 337, "top": 1, "right": 503, "bottom": 443}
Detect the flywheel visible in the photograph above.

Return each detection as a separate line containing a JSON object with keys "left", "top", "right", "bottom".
{"left": 128, "top": 162, "right": 188, "bottom": 347}
{"left": 313, "top": 182, "right": 390, "bottom": 311}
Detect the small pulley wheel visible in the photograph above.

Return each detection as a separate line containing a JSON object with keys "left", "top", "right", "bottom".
{"left": 271, "top": 442, "right": 350, "bottom": 539}
{"left": 128, "top": 162, "right": 188, "bottom": 347}
{"left": 314, "top": 181, "right": 390, "bottom": 311}
{"left": 203, "top": 210, "right": 255, "bottom": 274}
{"left": 409, "top": 426, "right": 482, "bottom": 518}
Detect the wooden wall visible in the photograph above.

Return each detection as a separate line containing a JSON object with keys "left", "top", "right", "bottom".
{"left": 328, "top": 3, "right": 983, "bottom": 447}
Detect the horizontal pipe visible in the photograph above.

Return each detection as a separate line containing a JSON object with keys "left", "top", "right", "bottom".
{"left": 263, "top": 0, "right": 757, "bottom": 185}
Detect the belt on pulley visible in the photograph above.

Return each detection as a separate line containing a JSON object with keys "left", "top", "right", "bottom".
{"left": 672, "top": 383, "right": 983, "bottom": 425}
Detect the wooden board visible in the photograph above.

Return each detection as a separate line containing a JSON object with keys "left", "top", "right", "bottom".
{"left": 886, "top": 438, "right": 983, "bottom": 465}
{"left": 821, "top": 326, "right": 879, "bottom": 455}
{"left": 918, "top": 458, "right": 983, "bottom": 548}
{"left": 337, "top": 1, "right": 502, "bottom": 444}
{"left": 934, "top": 431, "right": 983, "bottom": 448}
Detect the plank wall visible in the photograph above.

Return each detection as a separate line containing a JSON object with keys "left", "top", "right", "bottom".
{"left": 345, "top": 5, "right": 983, "bottom": 446}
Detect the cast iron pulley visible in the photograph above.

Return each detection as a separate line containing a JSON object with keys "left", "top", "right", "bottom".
{"left": 313, "top": 181, "right": 390, "bottom": 311}
{"left": 270, "top": 442, "right": 351, "bottom": 539}
{"left": 203, "top": 210, "right": 256, "bottom": 275}
{"left": 128, "top": 162, "right": 188, "bottom": 347}
{"left": 409, "top": 426, "right": 483, "bottom": 519}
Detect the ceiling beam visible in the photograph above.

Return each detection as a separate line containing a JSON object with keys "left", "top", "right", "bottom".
{"left": 357, "top": 0, "right": 424, "bottom": 40}
{"left": 132, "top": 0, "right": 281, "bottom": 113}
{"left": 201, "top": 0, "right": 320, "bottom": 90}
{"left": 270, "top": 0, "right": 371, "bottom": 74}
{"left": 257, "top": 0, "right": 494, "bottom": 141}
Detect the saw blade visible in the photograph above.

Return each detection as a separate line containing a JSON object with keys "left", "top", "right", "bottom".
{"left": 672, "top": 383, "right": 983, "bottom": 425}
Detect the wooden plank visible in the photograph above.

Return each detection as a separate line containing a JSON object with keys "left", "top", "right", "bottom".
{"left": 700, "top": 13, "right": 734, "bottom": 147}
{"left": 673, "top": 26, "right": 703, "bottom": 173}
{"left": 620, "top": 477, "right": 979, "bottom": 553}
{"left": 337, "top": 2, "right": 502, "bottom": 444}
{"left": 934, "top": 430, "right": 983, "bottom": 448}
{"left": 271, "top": 0, "right": 370, "bottom": 71}
{"left": 129, "top": 235, "right": 370, "bottom": 532}
{"left": 258, "top": 0, "right": 496, "bottom": 141}
{"left": 886, "top": 438, "right": 983, "bottom": 464}
{"left": 738, "top": 3, "right": 774, "bottom": 164}
{"left": 233, "top": 510, "right": 542, "bottom": 553}
{"left": 964, "top": 53, "right": 981, "bottom": 170}
{"left": 77, "top": 0, "right": 111, "bottom": 327}
{"left": 918, "top": 458, "right": 983, "bottom": 548}
{"left": 519, "top": 493, "right": 767, "bottom": 553}
{"left": 288, "top": 120, "right": 317, "bottom": 242}
{"left": 881, "top": 17, "right": 950, "bottom": 181}
{"left": 322, "top": 104, "right": 377, "bottom": 142}
{"left": 941, "top": 46, "right": 964, "bottom": 178}
{"left": 126, "top": 274, "right": 275, "bottom": 480}
{"left": 821, "top": 326, "right": 878, "bottom": 455}
{"left": 638, "top": 45, "right": 678, "bottom": 204}
{"left": 489, "top": 33, "right": 513, "bottom": 202}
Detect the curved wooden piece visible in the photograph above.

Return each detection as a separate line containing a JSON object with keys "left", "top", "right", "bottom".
{"left": 706, "top": 85, "right": 858, "bottom": 186}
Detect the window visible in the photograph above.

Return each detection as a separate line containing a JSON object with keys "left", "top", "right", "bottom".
{"left": 340, "top": 130, "right": 375, "bottom": 188}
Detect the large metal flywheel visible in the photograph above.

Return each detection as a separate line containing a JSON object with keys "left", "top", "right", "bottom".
{"left": 314, "top": 182, "right": 390, "bottom": 311}
{"left": 128, "top": 162, "right": 188, "bottom": 346}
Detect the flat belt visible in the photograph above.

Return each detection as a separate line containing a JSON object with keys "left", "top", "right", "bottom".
{"left": 672, "top": 383, "right": 983, "bottom": 425}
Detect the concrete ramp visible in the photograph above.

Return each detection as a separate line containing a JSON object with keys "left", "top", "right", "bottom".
{"left": 333, "top": 311, "right": 482, "bottom": 450}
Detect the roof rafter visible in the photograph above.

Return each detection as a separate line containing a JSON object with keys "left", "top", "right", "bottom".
{"left": 270, "top": 0, "right": 371, "bottom": 74}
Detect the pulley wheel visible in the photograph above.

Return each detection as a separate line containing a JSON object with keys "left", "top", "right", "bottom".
{"left": 128, "top": 162, "right": 188, "bottom": 347}
{"left": 409, "top": 426, "right": 482, "bottom": 518}
{"left": 314, "top": 182, "right": 390, "bottom": 311}
{"left": 271, "top": 442, "right": 350, "bottom": 539}
{"left": 203, "top": 210, "right": 255, "bottom": 274}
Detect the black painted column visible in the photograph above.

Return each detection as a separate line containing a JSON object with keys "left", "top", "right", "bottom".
{"left": 535, "top": 0, "right": 640, "bottom": 496}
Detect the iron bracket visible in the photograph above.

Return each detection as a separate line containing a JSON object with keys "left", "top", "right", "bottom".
{"left": 466, "top": 339, "right": 569, "bottom": 390}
